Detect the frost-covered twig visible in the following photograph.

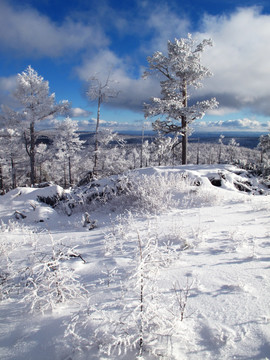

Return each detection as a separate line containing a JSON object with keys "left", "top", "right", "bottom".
{"left": 173, "top": 277, "right": 194, "bottom": 321}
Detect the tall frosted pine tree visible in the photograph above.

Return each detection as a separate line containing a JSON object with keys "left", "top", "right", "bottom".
{"left": 14, "top": 66, "right": 70, "bottom": 185}
{"left": 143, "top": 34, "right": 218, "bottom": 165}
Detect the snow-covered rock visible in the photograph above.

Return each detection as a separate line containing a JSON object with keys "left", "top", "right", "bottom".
{"left": 0, "top": 184, "right": 64, "bottom": 223}
{"left": 65, "top": 165, "right": 268, "bottom": 212}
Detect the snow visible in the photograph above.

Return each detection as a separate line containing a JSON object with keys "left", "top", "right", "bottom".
{"left": 0, "top": 165, "right": 269, "bottom": 359}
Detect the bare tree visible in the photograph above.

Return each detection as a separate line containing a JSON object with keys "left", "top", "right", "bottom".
{"left": 86, "top": 73, "right": 119, "bottom": 176}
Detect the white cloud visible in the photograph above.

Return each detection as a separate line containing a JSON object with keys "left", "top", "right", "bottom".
{"left": 0, "top": 1, "right": 108, "bottom": 57}
{"left": 142, "top": 3, "right": 190, "bottom": 53}
{"left": 70, "top": 107, "right": 91, "bottom": 118}
{"left": 5, "top": 0, "right": 269, "bottom": 123}
{"left": 194, "top": 118, "right": 270, "bottom": 131}
{"left": 207, "top": 106, "right": 239, "bottom": 116}
{"left": 195, "top": 7, "right": 270, "bottom": 116}
{"left": 76, "top": 118, "right": 118, "bottom": 130}
{"left": 0, "top": 75, "right": 17, "bottom": 92}
{"left": 0, "top": 75, "right": 18, "bottom": 108}
{"left": 91, "top": 118, "right": 118, "bottom": 126}
{"left": 76, "top": 6, "right": 270, "bottom": 118}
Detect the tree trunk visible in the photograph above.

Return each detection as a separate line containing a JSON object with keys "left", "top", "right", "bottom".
{"left": 93, "top": 92, "right": 101, "bottom": 176}
{"left": 260, "top": 150, "right": 264, "bottom": 164}
{"left": 0, "top": 163, "right": 3, "bottom": 192}
{"left": 196, "top": 139, "right": 200, "bottom": 165}
{"left": 181, "top": 80, "right": 188, "bottom": 165}
{"left": 182, "top": 116, "right": 187, "bottom": 165}
{"left": 11, "top": 157, "right": 16, "bottom": 189}
{"left": 39, "top": 164, "right": 42, "bottom": 183}
{"left": 68, "top": 156, "right": 72, "bottom": 186}
{"left": 140, "top": 123, "right": 145, "bottom": 168}
{"left": 63, "top": 159, "right": 67, "bottom": 189}
{"left": 137, "top": 234, "right": 144, "bottom": 357}
{"left": 30, "top": 121, "right": 36, "bottom": 185}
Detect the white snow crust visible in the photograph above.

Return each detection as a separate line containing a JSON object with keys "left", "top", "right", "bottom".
{"left": 0, "top": 165, "right": 269, "bottom": 360}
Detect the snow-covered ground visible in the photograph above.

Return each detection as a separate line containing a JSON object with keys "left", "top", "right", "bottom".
{"left": 0, "top": 165, "right": 269, "bottom": 360}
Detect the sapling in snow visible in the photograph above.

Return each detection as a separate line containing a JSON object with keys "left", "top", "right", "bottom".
{"left": 172, "top": 277, "right": 194, "bottom": 322}
{"left": 21, "top": 233, "right": 88, "bottom": 313}
{"left": 97, "top": 229, "right": 176, "bottom": 358}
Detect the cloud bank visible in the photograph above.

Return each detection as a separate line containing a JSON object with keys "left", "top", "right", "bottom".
{"left": 75, "top": 5, "right": 270, "bottom": 118}
{"left": 195, "top": 7, "right": 270, "bottom": 116}
{"left": 1, "top": 1, "right": 270, "bottom": 123}
{"left": 195, "top": 118, "right": 270, "bottom": 132}
{"left": 0, "top": 1, "right": 107, "bottom": 57}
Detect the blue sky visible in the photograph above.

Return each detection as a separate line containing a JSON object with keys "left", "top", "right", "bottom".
{"left": 1, "top": 0, "right": 270, "bottom": 133}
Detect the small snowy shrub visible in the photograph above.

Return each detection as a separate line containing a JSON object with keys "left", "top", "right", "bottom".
{"left": 189, "top": 186, "right": 220, "bottom": 206}
{"left": 157, "top": 219, "right": 191, "bottom": 251}
{"left": 103, "top": 211, "right": 137, "bottom": 255}
{"left": 0, "top": 222, "right": 87, "bottom": 313}
{"left": 66, "top": 214, "right": 186, "bottom": 359}
{"left": 116, "top": 172, "right": 191, "bottom": 214}
{"left": 172, "top": 277, "right": 194, "bottom": 322}
{"left": 0, "top": 237, "right": 15, "bottom": 300}
{"left": 22, "top": 234, "right": 88, "bottom": 313}
{"left": 0, "top": 223, "right": 35, "bottom": 300}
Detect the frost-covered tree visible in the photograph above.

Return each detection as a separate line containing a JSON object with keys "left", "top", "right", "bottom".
{"left": 0, "top": 128, "right": 21, "bottom": 188}
{"left": 86, "top": 74, "right": 119, "bottom": 175}
{"left": 35, "top": 143, "right": 52, "bottom": 183}
{"left": 54, "top": 117, "right": 85, "bottom": 187}
{"left": 227, "top": 138, "right": 240, "bottom": 163}
{"left": 0, "top": 105, "right": 24, "bottom": 189}
{"left": 258, "top": 133, "right": 270, "bottom": 163}
{"left": 96, "top": 128, "right": 127, "bottom": 177}
{"left": 13, "top": 66, "right": 70, "bottom": 185}
{"left": 66, "top": 215, "right": 179, "bottom": 358}
{"left": 141, "top": 140, "right": 151, "bottom": 168}
{"left": 143, "top": 34, "right": 218, "bottom": 164}
{"left": 218, "top": 134, "right": 225, "bottom": 164}
{"left": 151, "top": 132, "right": 180, "bottom": 166}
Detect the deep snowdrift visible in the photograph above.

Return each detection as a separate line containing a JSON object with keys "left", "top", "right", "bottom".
{"left": 0, "top": 165, "right": 269, "bottom": 360}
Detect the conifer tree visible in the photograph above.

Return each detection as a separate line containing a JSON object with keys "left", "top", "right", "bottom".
{"left": 54, "top": 117, "right": 85, "bottom": 187}
{"left": 13, "top": 66, "right": 70, "bottom": 185}
{"left": 143, "top": 34, "right": 218, "bottom": 164}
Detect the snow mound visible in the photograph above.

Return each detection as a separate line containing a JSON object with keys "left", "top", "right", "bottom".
{"left": 134, "top": 164, "right": 262, "bottom": 193}
{"left": 63, "top": 165, "right": 268, "bottom": 214}
{"left": 2, "top": 184, "right": 64, "bottom": 203}
{"left": 0, "top": 184, "right": 64, "bottom": 223}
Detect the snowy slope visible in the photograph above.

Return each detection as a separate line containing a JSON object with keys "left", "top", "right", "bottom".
{"left": 0, "top": 165, "right": 269, "bottom": 360}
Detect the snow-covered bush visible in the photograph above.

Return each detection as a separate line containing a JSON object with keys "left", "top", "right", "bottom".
{"left": 0, "top": 222, "right": 35, "bottom": 300}
{"left": 116, "top": 171, "right": 224, "bottom": 214}
{"left": 0, "top": 236, "right": 15, "bottom": 300}
{"left": 61, "top": 168, "right": 226, "bottom": 216}
{"left": 21, "top": 234, "right": 88, "bottom": 313}
{"left": 64, "top": 213, "right": 191, "bottom": 359}
{"left": 114, "top": 172, "right": 190, "bottom": 214}
{"left": 0, "top": 225, "right": 87, "bottom": 313}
